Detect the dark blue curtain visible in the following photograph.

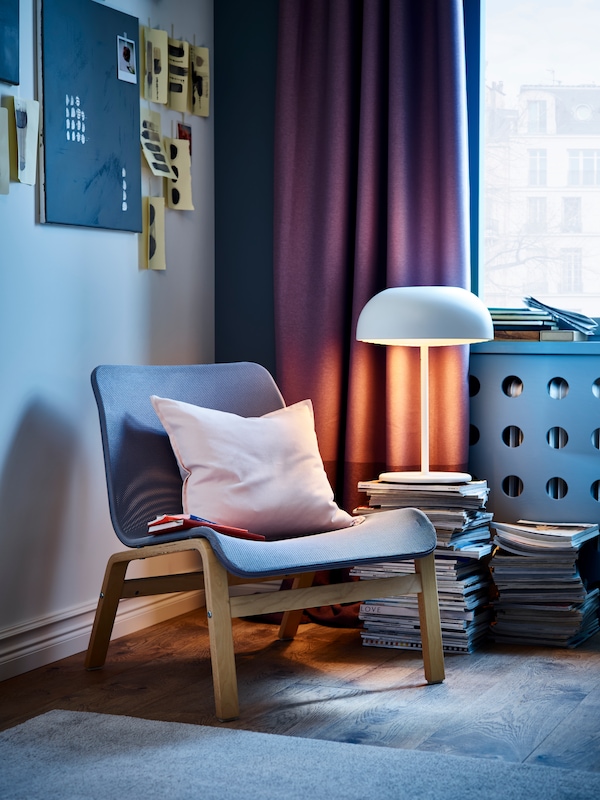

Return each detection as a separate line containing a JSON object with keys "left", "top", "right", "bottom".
{"left": 274, "top": 0, "right": 471, "bottom": 513}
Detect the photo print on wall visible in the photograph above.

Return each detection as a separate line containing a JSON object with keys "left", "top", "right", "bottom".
{"left": 117, "top": 35, "right": 137, "bottom": 84}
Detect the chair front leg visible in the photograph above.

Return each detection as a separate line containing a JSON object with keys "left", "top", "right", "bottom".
{"left": 85, "top": 554, "right": 130, "bottom": 670}
{"left": 197, "top": 540, "right": 240, "bottom": 721}
{"left": 415, "top": 552, "right": 445, "bottom": 684}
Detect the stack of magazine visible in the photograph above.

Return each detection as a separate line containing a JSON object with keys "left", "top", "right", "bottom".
{"left": 491, "top": 306, "right": 558, "bottom": 340}
{"left": 490, "top": 297, "right": 597, "bottom": 341}
{"left": 524, "top": 297, "right": 598, "bottom": 336}
{"left": 356, "top": 479, "right": 493, "bottom": 559}
{"left": 351, "top": 479, "right": 495, "bottom": 653}
{"left": 490, "top": 520, "right": 600, "bottom": 648}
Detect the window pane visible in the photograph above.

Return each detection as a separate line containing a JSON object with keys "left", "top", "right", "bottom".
{"left": 483, "top": 0, "right": 600, "bottom": 314}
{"left": 562, "top": 197, "right": 581, "bottom": 232}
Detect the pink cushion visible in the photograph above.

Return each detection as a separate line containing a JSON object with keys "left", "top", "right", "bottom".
{"left": 150, "top": 396, "right": 354, "bottom": 539}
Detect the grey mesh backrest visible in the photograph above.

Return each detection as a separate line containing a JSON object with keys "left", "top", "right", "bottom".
{"left": 91, "top": 363, "right": 285, "bottom": 548}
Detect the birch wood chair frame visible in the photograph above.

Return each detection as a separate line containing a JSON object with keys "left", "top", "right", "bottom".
{"left": 86, "top": 362, "right": 445, "bottom": 721}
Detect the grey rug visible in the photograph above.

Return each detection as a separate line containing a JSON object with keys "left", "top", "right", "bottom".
{"left": 0, "top": 710, "right": 598, "bottom": 800}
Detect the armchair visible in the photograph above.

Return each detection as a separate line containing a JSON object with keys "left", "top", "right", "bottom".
{"left": 86, "top": 362, "right": 444, "bottom": 720}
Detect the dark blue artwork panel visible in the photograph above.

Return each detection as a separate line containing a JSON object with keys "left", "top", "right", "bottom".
{"left": 41, "top": 0, "right": 142, "bottom": 231}
{"left": 0, "top": 0, "right": 19, "bottom": 85}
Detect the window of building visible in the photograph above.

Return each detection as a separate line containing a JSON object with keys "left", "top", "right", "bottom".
{"left": 528, "top": 150, "right": 547, "bottom": 186}
{"left": 567, "top": 149, "right": 600, "bottom": 186}
{"left": 469, "top": 0, "right": 600, "bottom": 315}
{"left": 527, "top": 197, "right": 547, "bottom": 232}
{"left": 560, "top": 248, "right": 583, "bottom": 292}
{"left": 527, "top": 100, "right": 547, "bottom": 134}
{"left": 562, "top": 197, "right": 582, "bottom": 232}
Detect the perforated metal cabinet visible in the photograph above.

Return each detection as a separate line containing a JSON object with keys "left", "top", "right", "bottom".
{"left": 468, "top": 341, "right": 600, "bottom": 524}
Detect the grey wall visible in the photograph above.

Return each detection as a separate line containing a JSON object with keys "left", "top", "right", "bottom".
{"left": 214, "top": 0, "right": 278, "bottom": 375}
{"left": 0, "top": 0, "right": 214, "bottom": 678}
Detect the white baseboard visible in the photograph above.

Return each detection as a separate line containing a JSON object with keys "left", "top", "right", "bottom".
{"left": 0, "top": 591, "right": 205, "bottom": 682}
{"left": 0, "top": 580, "right": 283, "bottom": 683}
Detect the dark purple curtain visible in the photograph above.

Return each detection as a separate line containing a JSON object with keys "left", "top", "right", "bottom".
{"left": 274, "top": 0, "right": 471, "bottom": 515}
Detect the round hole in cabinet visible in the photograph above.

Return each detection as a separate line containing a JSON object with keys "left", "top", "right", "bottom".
{"left": 502, "top": 376, "right": 523, "bottom": 397}
{"left": 469, "top": 424, "right": 480, "bottom": 446}
{"left": 469, "top": 375, "right": 481, "bottom": 397}
{"left": 592, "top": 480, "right": 600, "bottom": 501}
{"left": 502, "top": 475, "right": 523, "bottom": 497}
{"left": 548, "top": 377, "right": 569, "bottom": 399}
{"left": 592, "top": 429, "right": 600, "bottom": 450}
{"left": 593, "top": 379, "right": 600, "bottom": 399}
{"left": 502, "top": 425, "right": 524, "bottom": 447}
{"left": 546, "top": 477, "right": 568, "bottom": 499}
{"left": 547, "top": 427, "right": 568, "bottom": 449}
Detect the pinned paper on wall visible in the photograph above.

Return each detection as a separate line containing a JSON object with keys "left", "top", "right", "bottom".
{"left": 167, "top": 38, "right": 189, "bottom": 113}
{"left": 165, "top": 137, "right": 193, "bottom": 211}
{"left": 140, "top": 108, "right": 176, "bottom": 179}
{"left": 140, "top": 196, "right": 166, "bottom": 270}
{"left": 13, "top": 97, "right": 39, "bottom": 185}
{"left": 117, "top": 35, "right": 137, "bottom": 84}
{"left": 143, "top": 27, "right": 168, "bottom": 104}
{"left": 177, "top": 122, "right": 192, "bottom": 156}
{"left": 0, "top": 106, "right": 9, "bottom": 194}
{"left": 190, "top": 45, "right": 210, "bottom": 117}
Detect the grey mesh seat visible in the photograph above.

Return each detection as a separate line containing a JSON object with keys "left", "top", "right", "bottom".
{"left": 86, "top": 362, "right": 445, "bottom": 720}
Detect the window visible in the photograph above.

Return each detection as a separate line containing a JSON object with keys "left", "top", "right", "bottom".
{"left": 527, "top": 197, "right": 547, "bottom": 232}
{"left": 560, "top": 248, "right": 583, "bottom": 292}
{"left": 528, "top": 150, "right": 547, "bottom": 186}
{"left": 529, "top": 150, "right": 546, "bottom": 186}
{"left": 562, "top": 197, "right": 581, "bottom": 232}
{"left": 567, "top": 150, "right": 600, "bottom": 186}
{"left": 527, "top": 100, "right": 547, "bottom": 134}
{"left": 467, "top": 0, "right": 600, "bottom": 315}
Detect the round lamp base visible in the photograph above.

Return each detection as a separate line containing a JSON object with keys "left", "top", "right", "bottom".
{"left": 379, "top": 471, "right": 472, "bottom": 484}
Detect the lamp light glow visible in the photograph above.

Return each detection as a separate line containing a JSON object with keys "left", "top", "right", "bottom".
{"left": 356, "top": 286, "right": 493, "bottom": 484}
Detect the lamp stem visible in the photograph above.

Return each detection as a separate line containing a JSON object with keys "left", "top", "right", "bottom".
{"left": 420, "top": 344, "right": 430, "bottom": 474}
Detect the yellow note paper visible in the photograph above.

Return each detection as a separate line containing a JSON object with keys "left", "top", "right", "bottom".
{"left": 0, "top": 107, "right": 9, "bottom": 194}
{"left": 190, "top": 46, "right": 210, "bottom": 117}
{"left": 167, "top": 38, "right": 190, "bottom": 113}
{"left": 165, "top": 137, "right": 193, "bottom": 211}
{"left": 140, "top": 108, "right": 176, "bottom": 179}
{"left": 143, "top": 27, "right": 169, "bottom": 104}
{"left": 140, "top": 196, "right": 166, "bottom": 270}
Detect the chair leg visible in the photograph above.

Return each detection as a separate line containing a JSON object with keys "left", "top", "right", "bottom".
{"left": 278, "top": 572, "right": 315, "bottom": 640}
{"left": 85, "top": 554, "right": 130, "bottom": 669}
{"left": 415, "top": 552, "right": 445, "bottom": 684}
{"left": 197, "top": 541, "right": 240, "bottom": 721}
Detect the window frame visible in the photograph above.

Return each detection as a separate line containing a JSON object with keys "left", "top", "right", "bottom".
{"left": 463, "top": 0, "right": 599, "bottom": 322}
{"left": 464, "top": 0, "right": 484, "bottom": 296}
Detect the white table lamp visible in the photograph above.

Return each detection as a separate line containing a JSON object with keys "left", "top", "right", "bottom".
{"left": 356, "top": 286, "right": 493, "bottom": 484}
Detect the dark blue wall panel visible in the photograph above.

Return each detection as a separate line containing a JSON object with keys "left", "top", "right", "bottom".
{"left": 214, "top": 0, "right": 278, "bottom": 375}
{"left": 40, "top": 0, "right": 141, "bottom": 232}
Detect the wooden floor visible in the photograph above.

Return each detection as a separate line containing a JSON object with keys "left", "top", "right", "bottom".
{"left": 1, "top": 609, "right": 600, "bottom": 772}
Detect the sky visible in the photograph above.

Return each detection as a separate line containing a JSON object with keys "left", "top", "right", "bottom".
{"left": 485, "top": 0, "right": 600, "bottom": 106}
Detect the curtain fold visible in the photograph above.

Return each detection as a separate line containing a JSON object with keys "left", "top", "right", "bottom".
{"left": 274, "top": 0, "right": 471, "bottom": 514}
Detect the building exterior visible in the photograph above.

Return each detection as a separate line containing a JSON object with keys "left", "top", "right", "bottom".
{"left": 484, "top": 83, "right": 600, "bottom": 315}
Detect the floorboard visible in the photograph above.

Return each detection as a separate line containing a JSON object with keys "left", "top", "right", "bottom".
{"left": 1, "top": 610, "right": 599, "bottom": 771}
